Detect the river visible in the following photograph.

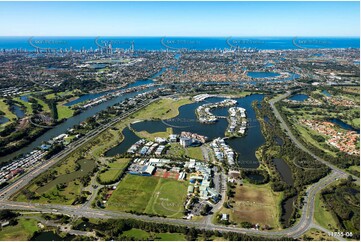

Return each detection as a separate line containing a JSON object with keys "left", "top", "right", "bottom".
{"left": 0, "top": 86, "right": 158, "bottom": 164}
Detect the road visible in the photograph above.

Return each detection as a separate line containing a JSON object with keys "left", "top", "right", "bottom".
{"left": 0, "top": 170, "right": 343, "bottom": 239}
{"left": 0, "top": 92, "right": 354, "bottom": 240}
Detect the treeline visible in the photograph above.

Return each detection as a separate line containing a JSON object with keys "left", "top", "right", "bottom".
{"left": 73, "top": 217, "right": 291, "bottom": 241}
{"left": 0, "top": 125, "right": 47, "bottom": 157}
{"left": 255, "top": 100, "right": 329, "bottom": 189}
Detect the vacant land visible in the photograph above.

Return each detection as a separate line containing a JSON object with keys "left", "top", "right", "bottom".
{"left": 219, "top": 182, "right": 282, "bottom": 229}
{"left": 0, "top": 218, "right": 39, "bottom": 241}
{"left": 107, "top": 174, "right": 187, "bottom": 218}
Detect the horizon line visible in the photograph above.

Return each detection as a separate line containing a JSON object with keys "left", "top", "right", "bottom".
{"left": 0, "top": 35, "right": 360, "bottom": 38}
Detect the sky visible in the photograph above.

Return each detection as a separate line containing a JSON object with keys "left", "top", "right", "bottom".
{"left": 0, "top": 1, "right": 359, "bottom": 36}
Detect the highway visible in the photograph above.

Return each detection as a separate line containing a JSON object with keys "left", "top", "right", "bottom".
{"left": 0, "top": 92, "right": 353, "bottom": 240}
{"left": 0, "top": 170, "right": 344, "bottom": 239}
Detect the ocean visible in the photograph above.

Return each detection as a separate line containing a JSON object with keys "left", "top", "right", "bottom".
{"left": 0, "top": 36, "right": 359, "bottom": 51}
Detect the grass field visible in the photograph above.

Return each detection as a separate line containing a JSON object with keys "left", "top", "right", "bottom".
{"left": 107, "top": 174, "right": 187, "bottom": 218}
{"left": 122, "top": 229, "right": 150, "bottom": 240}
{"left": 56, "top": 103, "right": 74, "bottom": 120}
{"left": 132, "top": 97, "right": 193, "bottom": 121}
{"left": 98, "top": 158, "right": 130, "bottom": 184}
{"left": 313, "top": 193, "right": 339, "bottom": 231}
{"left": 156, "top": 233, "right": 186, "bottom": 241}
{"left": 219, "top": 182, "right": 282, "bottom": 229}
{"left": 186, "top": 146, "right": 204, "bottom": 160}
{"left": 135, "top": 127, "right": 173, "bottom": 140}
{"left": 0, "top": 218, "right": 39, "bottom": 241}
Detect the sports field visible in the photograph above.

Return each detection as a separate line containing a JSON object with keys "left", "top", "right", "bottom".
{"left": 106, "top": 174, "right": 187, "bottom": 218}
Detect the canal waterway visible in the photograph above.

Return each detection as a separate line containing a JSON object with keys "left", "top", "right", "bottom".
{"left": 65, "top": 79, "right": 155, "bottom": 106}
{"left": 247, "top": 72, "right": 280, "bottom": 78}
{"left": 106, "top": 94, "right": 266, "bottom": 168}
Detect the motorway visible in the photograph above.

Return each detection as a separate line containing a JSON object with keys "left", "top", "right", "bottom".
{"left": 0, "top": 92, "right": 355, "bottom": 240}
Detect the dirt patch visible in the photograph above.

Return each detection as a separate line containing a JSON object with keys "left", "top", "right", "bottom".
{"left": 234, "top": 186, "right": 267, "bottom": 204}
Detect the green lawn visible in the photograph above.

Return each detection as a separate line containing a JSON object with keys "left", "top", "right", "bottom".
{"left": 0, "top": 218, "right": 39, "bottom": 241}
{"left": 132, "top": 97, "right": 193, "bottom": 121}
{"left": 98, "top": 158, "right": 130, "bottom": 184}
{"left": 107, "top": 175, "right": 187, "bottom": 218}
{"left": 134, "top": 127, "right": 173, "bottom": 140}
{"left": 122, "top": 229, "right": 150, "bottom": 240}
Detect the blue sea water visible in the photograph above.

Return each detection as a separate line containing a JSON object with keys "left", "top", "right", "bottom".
{"left": 247, "top": 72, "right": 280, "bottom": 78}
{"left": 0, "top": 37, "right": 359, "bottom": 51}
